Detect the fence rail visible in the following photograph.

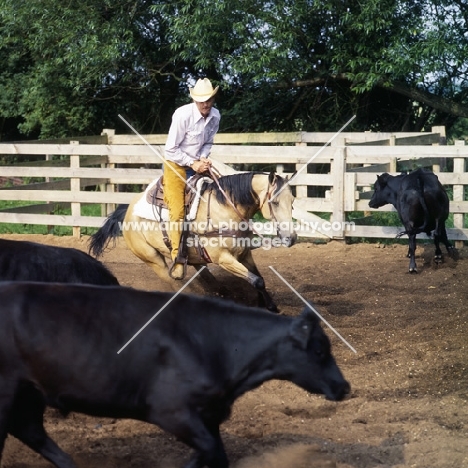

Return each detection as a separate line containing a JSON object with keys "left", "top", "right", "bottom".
{"left": 1, "top": 127, "right": 467, "bottom": 243}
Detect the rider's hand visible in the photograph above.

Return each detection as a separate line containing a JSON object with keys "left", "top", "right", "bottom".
{"left": 192, "top": 158, "right": 211, "bottom": 173}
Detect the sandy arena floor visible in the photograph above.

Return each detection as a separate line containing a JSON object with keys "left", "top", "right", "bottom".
{"left": 1, "top": 233, "right": 467, "bottom": 468}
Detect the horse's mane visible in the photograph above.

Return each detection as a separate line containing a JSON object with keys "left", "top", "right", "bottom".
{"left": 207, "top": 172, "right": 263, "bottom": 207}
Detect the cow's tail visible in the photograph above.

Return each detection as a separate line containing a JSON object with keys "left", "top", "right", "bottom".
{"left": 88, "top": 204, "right": 129, "bottom": 258}
{"left": 416, "top": 173, "right": 430, "bottom": 233}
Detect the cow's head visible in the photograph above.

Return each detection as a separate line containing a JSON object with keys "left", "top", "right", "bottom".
{"left": 368, "top": 173, "right": 396, "bottom": 209}
{"left": 285, "top": 308, "right": 350, "bottom": 401}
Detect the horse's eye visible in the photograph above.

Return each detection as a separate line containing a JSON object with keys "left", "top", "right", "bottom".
{"left": 271, "top": 200, "right": 280, "bottom": 207}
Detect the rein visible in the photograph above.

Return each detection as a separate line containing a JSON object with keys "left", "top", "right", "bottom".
{"left": 208, "top": 167, "right": 272, "bottom": 240}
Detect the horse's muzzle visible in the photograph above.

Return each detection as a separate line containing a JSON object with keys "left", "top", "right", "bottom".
{"left": 279, "top": 231, "right": 297, "bottom": 247}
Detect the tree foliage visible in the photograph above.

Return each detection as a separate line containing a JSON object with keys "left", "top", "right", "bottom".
{"left": 155, "top": 0, "right": 468, "bottom": 132}
{"left": 0, "top": 0, "right": 467, "bottom": 139}
{"left": 0, "top": 0, "right": 184, "bottom": 138}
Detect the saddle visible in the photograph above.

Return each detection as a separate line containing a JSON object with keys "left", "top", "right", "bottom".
{"left": 146, "top": 174, "right": 213, "bottom": 264}
{"left": 146, "top": 175, "right": 202, "bottom": 212}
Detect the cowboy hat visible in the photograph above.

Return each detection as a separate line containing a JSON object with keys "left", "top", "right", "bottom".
{"left": 189, "top": 78, "right": 219, "bottom": 102}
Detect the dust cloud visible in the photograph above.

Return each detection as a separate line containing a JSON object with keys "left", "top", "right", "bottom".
{"left": 234, "top": 443, "right": 336, "bottom": 468}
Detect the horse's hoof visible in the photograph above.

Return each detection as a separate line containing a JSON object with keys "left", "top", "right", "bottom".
{"left": 267, "top": 304, "right": 280, "bottom": 314}
{"left": 434, "top": 255, "right": 443, "bottom": 264}
{"left": 408, "top": 268, "right": 418, "bottom": 274}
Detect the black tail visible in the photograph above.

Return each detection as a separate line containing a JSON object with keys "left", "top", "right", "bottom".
{"left": 415, "top": 172, "right": 430, "bottom": 233}
{"left": 88, "top": 204, "right": 129, "bottom": 257}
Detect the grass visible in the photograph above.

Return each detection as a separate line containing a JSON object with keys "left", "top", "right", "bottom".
{"left": 0, "top": 201, "right": 101, "bottom": 236}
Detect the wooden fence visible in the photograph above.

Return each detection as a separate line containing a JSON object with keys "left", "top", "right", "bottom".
{"left": 0, "top": 127, "right": 467, "bottom": 244}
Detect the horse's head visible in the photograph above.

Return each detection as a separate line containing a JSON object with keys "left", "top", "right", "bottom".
{"left": 259, "top": 172, "right": 297, "bottom": 247}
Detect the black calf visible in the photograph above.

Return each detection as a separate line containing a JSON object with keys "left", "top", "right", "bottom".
{"left": 369, "top": 168, "right": 455, "bottom": 272}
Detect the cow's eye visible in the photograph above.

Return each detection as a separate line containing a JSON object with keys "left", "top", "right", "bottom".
{"left": 315, "top": 348, "right": 326, "bottom": 360}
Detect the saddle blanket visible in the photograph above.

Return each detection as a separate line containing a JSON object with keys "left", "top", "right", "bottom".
{"left": 133, "top": 175, "right": 213, "bottom": 222}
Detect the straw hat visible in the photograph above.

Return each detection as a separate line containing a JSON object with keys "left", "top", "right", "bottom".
{"left": 189, "top": 78, "right": 219, "bottom": 102}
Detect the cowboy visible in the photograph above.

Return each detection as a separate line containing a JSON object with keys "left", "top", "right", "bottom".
{"left": 164, "top": 78, "right": 221, "bottom": 280}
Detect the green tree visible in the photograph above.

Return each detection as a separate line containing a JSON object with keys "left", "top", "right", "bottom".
{"left": 153, "top": 0, "right": 468, "bottom": 133}
{"left": 1, "top": 0, "right": 468, "bottom": 138}
{"left": 0, "top": 0, "right": 188, "bottom": 138}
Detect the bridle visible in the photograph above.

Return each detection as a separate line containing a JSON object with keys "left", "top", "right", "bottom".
{"left": 259, "top": 184, "right": 278, "bottom": 225}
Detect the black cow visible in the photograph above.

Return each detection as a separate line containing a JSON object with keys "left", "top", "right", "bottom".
{"left": 369, "top": 168, "right": 455, "bottom": 272}
{"left": 0, "top": 238, "right": 119, "bottom": 285}
{"left": 0, "top": 282, "right": 350, "bottom": 468}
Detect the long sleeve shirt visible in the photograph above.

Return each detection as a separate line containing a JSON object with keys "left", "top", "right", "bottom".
{"left": 164, "top": 103, "right": 221, "bottom": 167}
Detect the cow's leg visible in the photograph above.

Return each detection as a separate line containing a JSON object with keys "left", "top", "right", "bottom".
{"left": 0, "top": 391, "right": 14, "bottom": 463}
{"left": 183, "top": 424, "right": 228, "bottom": 468}
{"left": 8, "top": 387, "right": 77, "bottom": 468}
{"left": 152, "top": 410, "right": 228, "bottom": 468}
{"left": 431, "top": 219, "right": 444, "bottom": 264}
{"left": 433, "top": 234, "right": 443, "bottom": 265}
{"left": 407, "top": 234, "right": 418, "bottom": 273}
{"left": 432, "top": 222, "right": 458, "bottom": 266}
{"left": 436, "top": 222, "right": 457, "bottom": 260}
{"left": 217, "top": 250, "right": 278, "bottom": 312}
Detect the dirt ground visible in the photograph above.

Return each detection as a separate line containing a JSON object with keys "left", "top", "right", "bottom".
{"left": 1, "top": 233, "right": 467, "bottom": 468}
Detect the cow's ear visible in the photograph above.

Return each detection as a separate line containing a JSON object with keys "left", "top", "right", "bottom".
{"left": 290, "top": 307, "right": 318, "bottom": 349}
{"left": 376, "top": 174, "right": 386, "bottom": 187}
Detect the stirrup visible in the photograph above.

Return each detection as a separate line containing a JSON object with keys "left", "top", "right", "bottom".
{"left": 169, "top": 258, "right": 187, "bottom": 280}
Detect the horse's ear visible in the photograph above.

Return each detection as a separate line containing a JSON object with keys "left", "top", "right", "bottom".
{"left": 268, "top": 171, "right": 276, "bottom": 185}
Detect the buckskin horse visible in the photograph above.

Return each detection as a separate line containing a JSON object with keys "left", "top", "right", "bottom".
{"left": 89, "top": 171, "right": 296, "bottom": 312}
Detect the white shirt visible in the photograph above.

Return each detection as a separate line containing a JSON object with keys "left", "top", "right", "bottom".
{"left": 164, "top": 103, "right": 221, "bottom": 167}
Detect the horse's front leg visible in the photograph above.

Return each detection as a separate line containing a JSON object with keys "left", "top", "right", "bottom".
{"left": 217, "top": 251, "right": 278, "bottom": 313}
{"left": 242, "top": 251, "right": 279, "bottom": 313}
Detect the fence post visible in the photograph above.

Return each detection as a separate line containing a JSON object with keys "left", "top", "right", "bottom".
{"left": 432, "top": 125, "right": 447, "bottom": 172}
{"left": 101, "top": 129, "right": 116, "bottom": 215}
{"left": 432, "top": 125, "right": 447, "bottom": 145}
{"left": 295, "top": 142, "right": 307, "bottom": 199}
{"left": 331, "top": 138, "right": 346, "bottom": 239}
{"left": 70, "top": 141, "right": 81, "bottom": 238}
{"left": 453, "top": 140, "right": 465, "bottom": 249}
{"left": 389, "top": 135, "right": 397, "bottom": 172}
{"left": 101, "top": 129, "right": 115, "bottom": 144}
{"left": 45, "top": 153, "right": 53, "bottom": 234}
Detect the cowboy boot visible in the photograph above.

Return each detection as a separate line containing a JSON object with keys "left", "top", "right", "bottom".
{"left": 169, "top": 261, "right": 185, "bottom": 280}
{"left": 168, "top": 227, "right": 185, "bottom": 280}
